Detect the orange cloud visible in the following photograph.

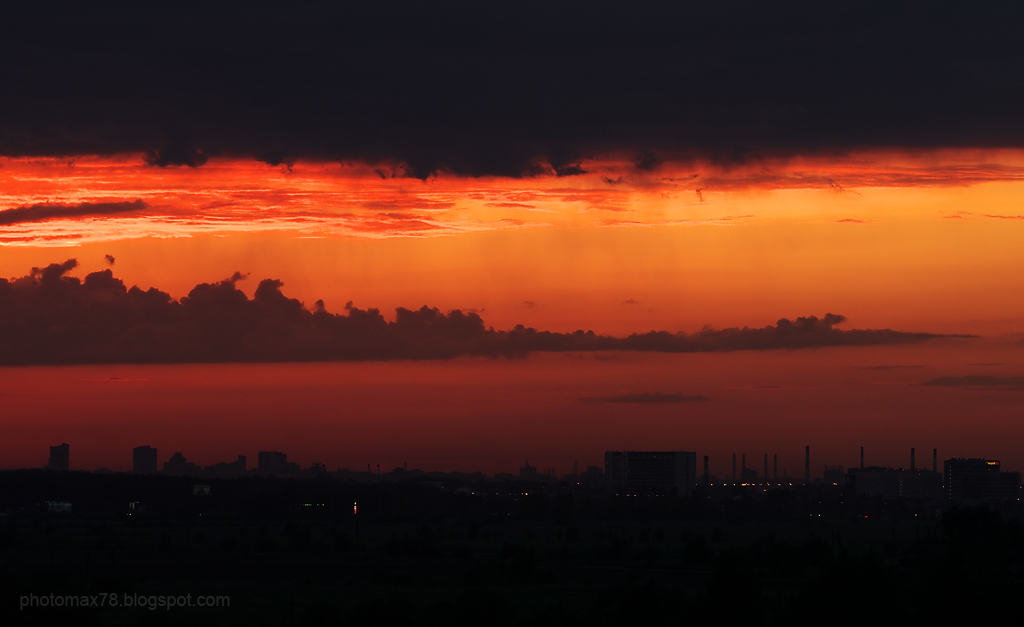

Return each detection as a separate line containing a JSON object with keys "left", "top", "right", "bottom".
{"left": 2, "top": 150, "right": 1024, "bottom": 246}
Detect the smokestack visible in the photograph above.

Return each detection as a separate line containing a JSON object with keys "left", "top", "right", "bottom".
{"left": 911, "top": 448, "right": 916, "bottom": 471}
{"left": 804, "top": 446, "right": 810, "bottom": 483}
{"left": 703, "top": 455, "right": 709, "bottom": 486}
{"left": 773, "top": 454, "right": 777, "bottom": 480}
{"left": 742, "top": 453, "right": 746, "bottom": 472}
{"left": 764, "top": 454, "right": 768, "bottom": 483}
{"left": 732, "top": 453, "right": 736, "bottom": 482}
{"left": 933, "top": 448, "right": 937, "bottom": 473}
{"left": 860, "top": 446, "right": 864, "bottom": 470}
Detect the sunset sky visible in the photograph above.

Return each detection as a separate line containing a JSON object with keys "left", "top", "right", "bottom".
{"left": 2, "top": 3, "right": 1023, "bottom": 475}
{"left": 3, "top": 151, "right": 1023, "bottom": 336}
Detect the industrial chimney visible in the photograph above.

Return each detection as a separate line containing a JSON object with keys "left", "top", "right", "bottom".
{"left": 804, "top": 446, "right": 810, "bottom": 483}
{"left": 911, "top": 448, "right": 916, "bottom": 471}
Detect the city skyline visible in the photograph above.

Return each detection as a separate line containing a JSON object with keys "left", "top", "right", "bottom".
{"left": 23, "top": 438, "right": 1012, "bottom": 482}
{"left": 24, "top": 439, "right": 1024, "bottom": 509}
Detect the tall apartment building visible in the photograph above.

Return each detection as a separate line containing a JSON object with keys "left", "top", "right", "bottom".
{"left": 605, "top": 450, "right": 697, "bottom": 496}
{"left": 46, "top": 443, "right": 69, "bottom": 471}
{"left": 133, "top": 445, "right": 158, "bottom": 474}
{"left": 945, "top": 458, "right": 1021, "bottom": 503}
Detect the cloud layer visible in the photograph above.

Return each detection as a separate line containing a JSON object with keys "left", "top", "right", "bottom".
{"left": 0, "top": 261, "right": 957, "bottom": 365}
{"left": 0, "top": 200, "right": 148, "bottom": 226}
{"left": 923, "top": 376, "right": 1024, "bottom": 391}
{"left": 2, "top": 3, "right": 1023, "bottom": 177}
{"left": 581, "top": 393, "right": 711, "bottom": 404}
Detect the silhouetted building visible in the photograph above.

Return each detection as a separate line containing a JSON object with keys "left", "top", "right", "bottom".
{"left": 824, "top": 465, "right": 845, "bottom": 486}
{"left": 162, "top": 452, "right": 201, "bottom": 476}
{"left": 740, "top": 467, "right": 758, "bottom": 483}
{"left": 519, "top": 460, "right": 538, "bottom": 479}
{"left": 605, "top": 450, "right": 697, "bottom": 496}
{"left": 133, "top": 445, "right": 158, "bottom": 474}
{"left": 258, "top": 451, "right": 298, "bottom": 475}
{"left": 945, "top": 458, "right": 1021, "bottom": 504}
{"left": 562, "top": 459, "right": 580, "bottom": 481}
{"left": 46, "top": 443, "right": 69, "bottom": 471}
{"left": 204, "top": 454, "right": 247, "bottom": 477}
{"left": 847, "top": 466, "right": 942, "bottom": 500}
{"left": 580, "top": 465, "right": 604, "bottom": 487}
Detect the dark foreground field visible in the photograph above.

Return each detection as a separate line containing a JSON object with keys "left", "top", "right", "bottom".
{"left": 1, "top": 470, "right": 1021, "bottom": 625}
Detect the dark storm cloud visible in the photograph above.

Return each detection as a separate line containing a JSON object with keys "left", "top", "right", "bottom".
{"left": 0, "top": 200, "right": 148, "bottom": 226}
{"left": 581, "top": 393, "right": 711, "bottom": 404}
{"left": 0, "top": 261, "right": 960, "bottom": 365}
{"left": 1, "top": 3, "right": 1023, "bottom": 178}
{"left": 144, "top": 144, "right": 209, "bottom": 168}
{"left": 923, "top": 376, "right": 1024, "bottom": 391}
{"left": 634, "top": 151, "right": 661, "bottom": 172}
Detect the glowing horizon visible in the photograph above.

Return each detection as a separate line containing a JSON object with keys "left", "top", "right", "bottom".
{"left": 2, "top": 151, "right": 1024, "bottom": 338}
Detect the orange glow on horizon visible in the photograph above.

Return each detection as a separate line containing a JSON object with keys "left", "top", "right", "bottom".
{"left": 1, "top": 150, "right": 1024, "bottom": 337}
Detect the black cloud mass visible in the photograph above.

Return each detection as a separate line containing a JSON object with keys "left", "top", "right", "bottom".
{"left": 0, "top": 261, "right": 954, "bottom": 364}
{"left": 0, "top": 201, "right": 148, "bottom": 226}
{"left": 1, "top": 2, "right": 1023, "bottom": 177}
